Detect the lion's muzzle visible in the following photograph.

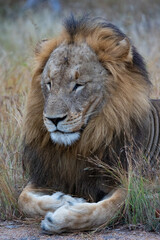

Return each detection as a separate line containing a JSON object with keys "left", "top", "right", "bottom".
{"left": 43, "top": 113, "right": 83, "bottom": 146}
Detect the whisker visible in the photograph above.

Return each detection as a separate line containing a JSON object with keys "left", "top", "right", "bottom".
{"left": 84, "top": 110, "right": 99, "bottom": 119}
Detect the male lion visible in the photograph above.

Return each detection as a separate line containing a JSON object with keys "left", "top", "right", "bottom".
{"left": 18, "top": 16, "right": 160, "bottom": 233}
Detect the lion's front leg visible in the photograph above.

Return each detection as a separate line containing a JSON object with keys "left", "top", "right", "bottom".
{"left": 41, "top": 188, "right": 126, "bottom": 233}
{"left": 18, "top": 183, "right": 86, "bottom": 217}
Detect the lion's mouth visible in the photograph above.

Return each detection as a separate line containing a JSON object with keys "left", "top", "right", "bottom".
{"left": 50, "top": 131, "right": 80, "bottom": 146}
{"left": 54, "top": 130, "right": 79, "bottom": 134}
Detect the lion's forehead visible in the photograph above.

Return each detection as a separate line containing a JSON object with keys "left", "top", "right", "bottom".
{"left": 51, "top": 42, "right": 98, "bottom": 64}
{"left": 43, "top": 43, "right": 102, "bottom": 78}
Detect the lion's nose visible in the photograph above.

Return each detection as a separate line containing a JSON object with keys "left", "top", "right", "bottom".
{"left": 46, "top": 115, "right": 67, "bottom": 126}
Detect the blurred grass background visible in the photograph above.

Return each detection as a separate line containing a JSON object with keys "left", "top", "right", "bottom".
{"left": 0, "top": 0, "right": 160, "bottom": 230}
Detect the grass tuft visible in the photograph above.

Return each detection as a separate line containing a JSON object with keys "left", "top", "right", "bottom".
{"left": 87, "top": 153, "right": 160, "bottom": 232}
{"left": 125, "top": 170, "right": 160, "bottom": 232}
{"left": 0, "top": 159, "right": 20, "bottom": 220}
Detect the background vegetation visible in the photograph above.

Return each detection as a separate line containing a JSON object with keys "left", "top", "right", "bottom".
{"left": 0, "top": 0, "right": 160, "bottom": 231}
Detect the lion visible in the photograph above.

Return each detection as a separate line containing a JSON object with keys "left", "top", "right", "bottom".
{"left": 18, "top": 16, "right": 160, "bottom": 233}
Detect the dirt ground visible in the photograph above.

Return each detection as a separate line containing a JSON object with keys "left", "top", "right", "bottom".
{"left": 1, "top": 221, "right": 160, "bottom": 240}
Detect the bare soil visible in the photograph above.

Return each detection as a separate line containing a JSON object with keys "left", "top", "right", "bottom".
{"left": 1, "top": 221, "right": 160, "bottom": 240}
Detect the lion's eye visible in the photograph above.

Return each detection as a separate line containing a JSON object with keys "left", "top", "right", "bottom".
{"left": 46, "top": 82, "right": 51, "bottom": 91}
{"left": 72, "top": 83, "right": 84, "bottom": 92}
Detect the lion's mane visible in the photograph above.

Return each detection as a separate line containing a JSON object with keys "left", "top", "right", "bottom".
{"left": 22, "top": 16, "right": 151, "bottom": 201}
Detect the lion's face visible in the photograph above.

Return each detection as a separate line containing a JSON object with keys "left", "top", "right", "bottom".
{"left": 41, "top": 43, "right": 108, "bottom": 146}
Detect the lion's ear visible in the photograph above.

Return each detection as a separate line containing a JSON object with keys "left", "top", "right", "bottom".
{"left": 117, "top": 37, "right": 132, "bottom": 62}
{"left": 35, "top": 39, "right": 49, "bottom": 55}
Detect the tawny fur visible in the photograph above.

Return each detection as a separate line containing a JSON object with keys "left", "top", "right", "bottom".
{"left": 18, "top": 16, "right": 160, "bottom": 233}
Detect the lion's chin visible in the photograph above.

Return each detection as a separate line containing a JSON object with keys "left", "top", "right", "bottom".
{"left": 50, "top": 131, "right": 80, "bottom": 146}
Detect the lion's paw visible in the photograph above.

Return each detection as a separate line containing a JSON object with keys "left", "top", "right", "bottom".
{"left": 41, "top": 202, "right": 96, "bottom": 233}
{"left": 51, "top": 192, "right": 86, "bottom": 206}
{"left": 41, "top": 194, "right": 87, "bottom": 233}
{"left": 41, "top": 209, "right": 67, "bottom": 233}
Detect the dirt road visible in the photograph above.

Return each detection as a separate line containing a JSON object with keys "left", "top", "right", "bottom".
{"left": 1, "top": 221, "right": 160, "bottom": 240}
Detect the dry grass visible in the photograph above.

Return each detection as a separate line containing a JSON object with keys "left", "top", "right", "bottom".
{"left": 0, "top": 9, "right": 62, "bottom": 219}
{"left": 0, "top": 0, "right": 160, "bottom": 230}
